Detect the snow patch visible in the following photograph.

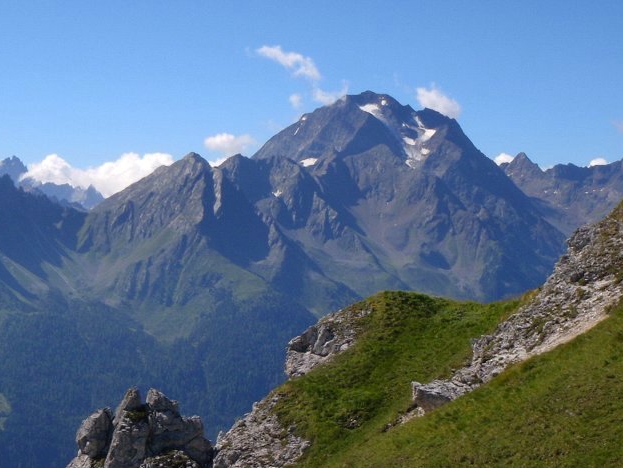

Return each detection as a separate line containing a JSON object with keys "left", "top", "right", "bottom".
{"left": 420, "top": 128, "right": 436, "bottom": 142}
{"left": 359, "top": 103, "right": 381, "bottom": 115}
{"left": 272, "top": 189, "right": 283, "bottom": 197}
{"left": 300, "top": 158, "right": 318, "bottom": 167}
{"left": 358, "top": 97, "right": 438, "bottom": 167}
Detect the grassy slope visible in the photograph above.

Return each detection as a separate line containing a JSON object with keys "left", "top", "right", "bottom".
{"left": 275, "top": 290, "right": 623, "bottom": 467}
{"left": 273, "top": 291, "right": 520, "bottom": 466}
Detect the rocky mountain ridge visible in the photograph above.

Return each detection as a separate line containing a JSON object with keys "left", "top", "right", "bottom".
{"left": 411, "top": 200, "right": 623, "bottom": 411}
{"left": 502, "top": 152, "right": 623, "bottom": 235}
{"left": 213, "top": 199, "right": 623, "bottom": 466}
{"left": 0, "top": 156, "right": 104, "bottom": 210}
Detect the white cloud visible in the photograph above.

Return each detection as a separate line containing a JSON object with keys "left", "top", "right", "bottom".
{"left": 256, "top": 45, "right": 321, "bottom": 81}
{"left": 312, "top": 81, "right": 349, "bottom": 105}
{"left": 204, "top": 133, "right": 256, "bottom": 157}
{"left": 289, "top": 93, "right": 303, "bottom": 109}
{"left": 416, "top": 85, "right": 462, "bottom": 119}
{"left": 494, "top": 153, "right": 515, "bottom": 165}
{"left": 21, "top": 152, "right": 174, "bottom": 198}
{"left": 588, "top": 157, "right": 608, "bottom": 167}
{"left": 614, "top": 120, "right": 623, "bottom": 134}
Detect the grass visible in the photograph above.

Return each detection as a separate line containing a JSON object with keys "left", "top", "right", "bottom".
{"left": 0, "top": 393, "right": 10, "bottom": 431}
{"left": 273, "top": 290, "right": 623, "bottom": 467}
{"left": 272, "top": 290, "right": 520, "bottom": 466}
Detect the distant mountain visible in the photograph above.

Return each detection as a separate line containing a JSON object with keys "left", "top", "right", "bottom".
{"left": 0, "top": 156, "right": 104, "bottom": 209}
{"left": 241, "top": 91, "right": 566, "bottom": 301}
{"left": 0, "top": 156, "right": 27, "bottom": 183}
{"left": 501, "top": 152, "right": 623, "bottom": 235}
{"left": 0, "top": 157, "right": 315, "bottom": 467}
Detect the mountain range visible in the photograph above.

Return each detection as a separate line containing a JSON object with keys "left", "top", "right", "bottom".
{"left": 0, "top": 91, "right": 623, "bottom": 466}
{"left": 0, "top": 155, "right": 104, "bottom": 209}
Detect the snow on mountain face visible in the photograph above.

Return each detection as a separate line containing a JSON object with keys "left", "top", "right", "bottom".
{"left": 300, "top": 158, "right": 318, "bottom": 167}
{"left": 357, "top": 96, "right": 436, "bottom": 167}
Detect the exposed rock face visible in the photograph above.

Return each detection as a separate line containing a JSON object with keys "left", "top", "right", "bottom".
{"left": 285, "top": 305, "right": 371, "bottom": 378}
{"left": 67, "top": 388, "right": 213, "bottom": 468}
{"left": 213, "top": 395, "right": 309, "bottom": 468}
{"left": 215, "top": 304, "right": 371, "bottom": 467}
{"left": 413, "top": 203, "right": 623, "bottom": 411}
{"left": 75, "top": 408, "right": 113, "bottom": 459}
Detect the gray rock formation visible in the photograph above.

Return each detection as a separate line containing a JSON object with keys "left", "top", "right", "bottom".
{"left": 75, "top": 408, "right": 113, "bottom": 459}
{"left": 213, "top": 395, "right": 309, "bottom": 468}
{"left": 412, "top": 203, "right": 623, "bottom": 412}
{"left": 67, "top": 388, "right": 213, "bottom": 468}
{"left": 214, "top": 304, "right": 372, "bottom": 467}
{"left": 285, "top": 305, "right": 371, "bottom": 378}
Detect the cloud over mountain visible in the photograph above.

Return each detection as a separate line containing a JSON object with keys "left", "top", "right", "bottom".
{"left": 416, "top": 85, "right": 461, "bottom": 118}
{"left": 204, "top": 133, "right": 256, "bottom": 158}
{"left": 256, "top": 45, "right": 321, "bottom": 81}
{"left": 589, "top": 157, "right": 608, "bottom": 167}
{"left": 21, "top": 152, "right": 174, "bottom": 197}
{"left": 257, "top": 45, "right": 347, "bottom": 107}
{"left": 495, "top": 153, "right": 515, "bottom": 165}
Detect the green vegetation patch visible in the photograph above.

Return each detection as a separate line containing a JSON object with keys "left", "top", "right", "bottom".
{"left": 0, "top": 393, "right": 10, "bottom": 431}
{"left": 273, "top": 290, "right": 519, "bottom": 466}
{"left": 303, "top": 299, "right": 623, "bottom": 467}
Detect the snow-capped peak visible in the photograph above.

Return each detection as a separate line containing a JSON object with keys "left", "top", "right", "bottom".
{"left": 357, "top": 95, "right": 436, "bottom": 167}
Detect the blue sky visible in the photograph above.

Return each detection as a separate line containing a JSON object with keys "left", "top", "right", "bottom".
{"left": 1, "top": 1, "right": 622, "bottom": 195}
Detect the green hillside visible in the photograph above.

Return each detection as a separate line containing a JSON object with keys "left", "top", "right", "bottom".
{"left": 272, "top": 290, "right": 623, "bottom": 466}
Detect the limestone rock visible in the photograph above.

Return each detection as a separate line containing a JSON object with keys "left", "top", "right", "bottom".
{"left": 75, "top": 408, "right": 113, "bottom": 459}
{"left": 213, "top": 395, "right": 310, "bottom": 468}
{"left": 113, "top": 387, "right": 143, "bottom": 424}
{"left": 285, "top": 305, "right": 371, "bottom": 378}
{"left": 105, "top": 413, "right": 150, "bottom": 468}
{"left": 66, "top": 388, "right": 213, "bottom": 468}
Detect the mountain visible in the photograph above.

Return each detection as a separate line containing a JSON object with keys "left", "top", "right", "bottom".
{"left": 0, "top": 171, "right": 314, "bottom": 467}
{"left": 239, "top": 91, "right": 566, "bottom": 302}
{"left": 214, "top": 198, "right": 623, "bottom": 467}
{"left": 0, "top": 156, "right": 104, "bottom": 209}
{"left": 501, "top": 152, "right": 623, "bottom": 235}
{"left": 0, "top": 156, "right": 27, "bottom": 183}
{"left": 0, "top": 91, "right": 613, "bottom": 467}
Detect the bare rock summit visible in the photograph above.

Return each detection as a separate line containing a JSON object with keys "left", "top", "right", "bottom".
{"left": 67, "top": 387, "right": 214, "bottom": 468}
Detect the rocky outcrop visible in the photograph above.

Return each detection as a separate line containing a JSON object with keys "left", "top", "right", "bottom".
{"left": 285, "top": 305, "right": 371, "bottom": 378}
{"left": 213, "top": 395, "right": 309, "bottom": 468}
{"left": 67, "top": 388, "right": 213, "bottom": 468}
{"left": 214, "top": 304, "right": 371, "bottom": 467}
{"left": 412, "top": 203, "right": 623, "bottom": 412}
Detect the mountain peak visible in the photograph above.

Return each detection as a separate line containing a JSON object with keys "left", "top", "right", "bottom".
{"left": 182, "top": 151, "right": 204, "bottom": 161}
{"left": 0, "top": 155, "right": 27, "bottom": 184}
{"left": 503, "top": 152, "right": 544, "bottom": 177}
{"left": 253, "top": 91, "right": 455, "bottom": 170}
